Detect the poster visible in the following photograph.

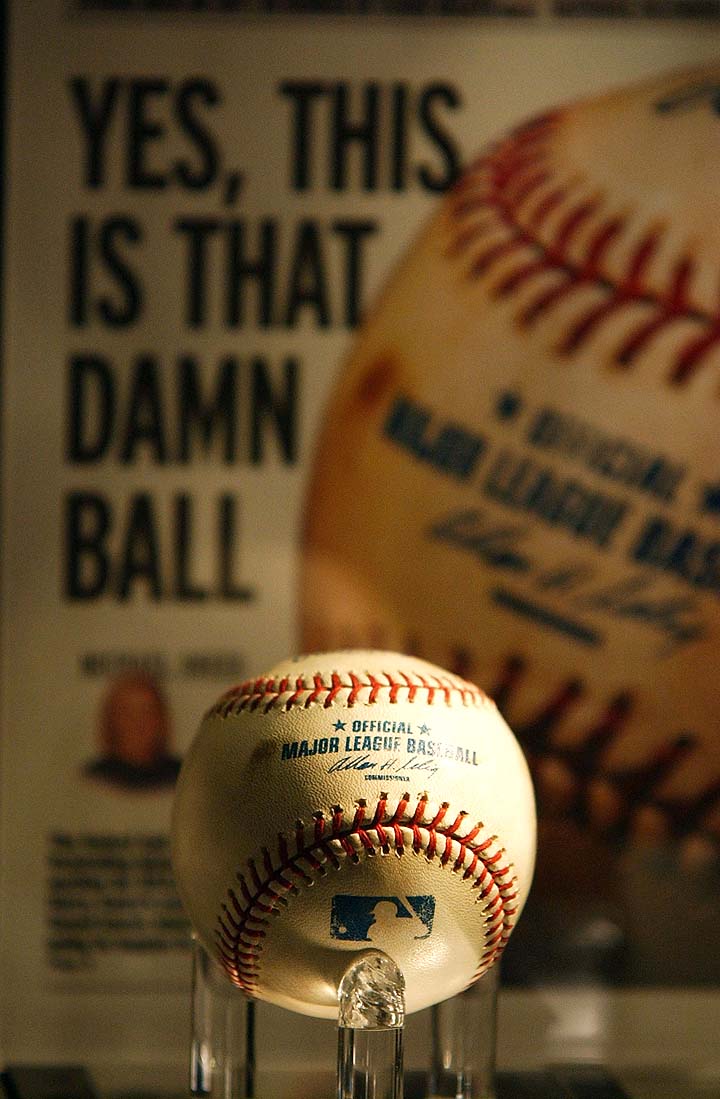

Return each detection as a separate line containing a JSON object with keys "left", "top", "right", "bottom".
{"left": 2, "top": 0, "right": 720, "bottom": 1082}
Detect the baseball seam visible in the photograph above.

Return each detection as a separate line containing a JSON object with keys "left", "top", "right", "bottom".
{"left": 490, "top": 654, "right": 720, "bottom": 839}
{"left": 212, "top": 669, "right": 490, "bottom": 716}
{"left": 215, "top": 792, "right": 518, "bottom": 997}
{"left": 447, "top": 113, "right": 719, "bottom": 381}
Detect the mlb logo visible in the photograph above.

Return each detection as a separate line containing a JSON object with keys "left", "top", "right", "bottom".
{"left": 330, "top": 895, "right": 435, "bottom": 942}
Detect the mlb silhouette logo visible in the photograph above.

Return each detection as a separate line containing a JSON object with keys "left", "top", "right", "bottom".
{"left": 330, "top": 895, "right": 435, "bottom": 942}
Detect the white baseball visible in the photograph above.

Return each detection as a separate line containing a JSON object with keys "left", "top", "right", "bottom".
{"left": 171, "top": 650, "right": 536, "bottom": 1019}
{"left": 302, "top": 63, "right": 720, "bottom": 833}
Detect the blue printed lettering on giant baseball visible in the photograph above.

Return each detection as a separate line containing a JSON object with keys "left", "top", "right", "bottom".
{"left": 482, "top": 448, "right": 629, "bottom": 550}
{"left": 383, "top": 388, "right": 716, "bottom": 655}
{"left": 384, "top": 395, "right": 486, "bottom": 481}
{"left": 527, "top": 407, "right": 686, "bottom": 504}
{"left": 330, "top": 895, "right": 435, "bottom": 942}
{"left": 701, "top": 483, "right": 720, "bottom": 516}
{"left": 630, "top": 517, "right": 720, "bottom": 596}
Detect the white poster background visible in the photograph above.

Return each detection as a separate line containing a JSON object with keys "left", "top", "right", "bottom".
{"left": 2, "top": 0, "right": 720, "bottom": 1077}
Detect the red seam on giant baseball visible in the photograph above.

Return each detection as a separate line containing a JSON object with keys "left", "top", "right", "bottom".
{"left": 447, "top": 112, "right": 718, "bottom": 380}
{"left": 481, "top": 652, "right": 719, "bottom": 849}
{"left": 215, "top": 795, "right": 518, "bottom": 997}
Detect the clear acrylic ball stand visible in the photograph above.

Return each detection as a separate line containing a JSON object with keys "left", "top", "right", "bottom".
{"left": 189, "top": 938, "right": 499, "bottom": 1099}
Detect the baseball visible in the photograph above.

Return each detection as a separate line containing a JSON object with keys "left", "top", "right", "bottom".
{"left": 171, "top": 650, "right": 536, "bottom": 1018}
{"left": 301, "top": 63, "right": 720, "bottom": 848}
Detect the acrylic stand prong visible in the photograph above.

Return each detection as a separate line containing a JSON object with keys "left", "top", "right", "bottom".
{"left": 190, "top": 936, "right": 254, "bottom": 1098}
{"left": 425, "top": 967, "right": 499, "bottom": 1099}
{"left": 337, "top": 950, "right": 406, "bottom": 1099}
{"left": 187, "top": 940, "right": 499, "bottom": 1099}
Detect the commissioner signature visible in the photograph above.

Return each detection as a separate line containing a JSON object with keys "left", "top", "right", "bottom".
{"left": 328, "top": 754, "right": 439, "bottom": 778}
{"left": 430, "top": 509, "right": 532, "bottom": 572}
{"left": 429, "top": 509, "right": 709, "bottom": 653}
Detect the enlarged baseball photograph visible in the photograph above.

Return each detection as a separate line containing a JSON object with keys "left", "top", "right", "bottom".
{"left": 302, "top": 62, "right": 720, "bottom": 986}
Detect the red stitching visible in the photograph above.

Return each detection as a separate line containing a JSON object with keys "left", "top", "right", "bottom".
{"left": 215, "top": 793, "right": 518, "bottom": 997}
{"left": 447, "top": 112, "right": 718, "bottom": 381}
{"left": 479, "top": 652, "right": 720, "bottom": 853}
{"left": 212, "top": 666, "right": 489, "bottom": 717}
{"left": 326, "top": 673, "right": 343, "bottom": 707}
